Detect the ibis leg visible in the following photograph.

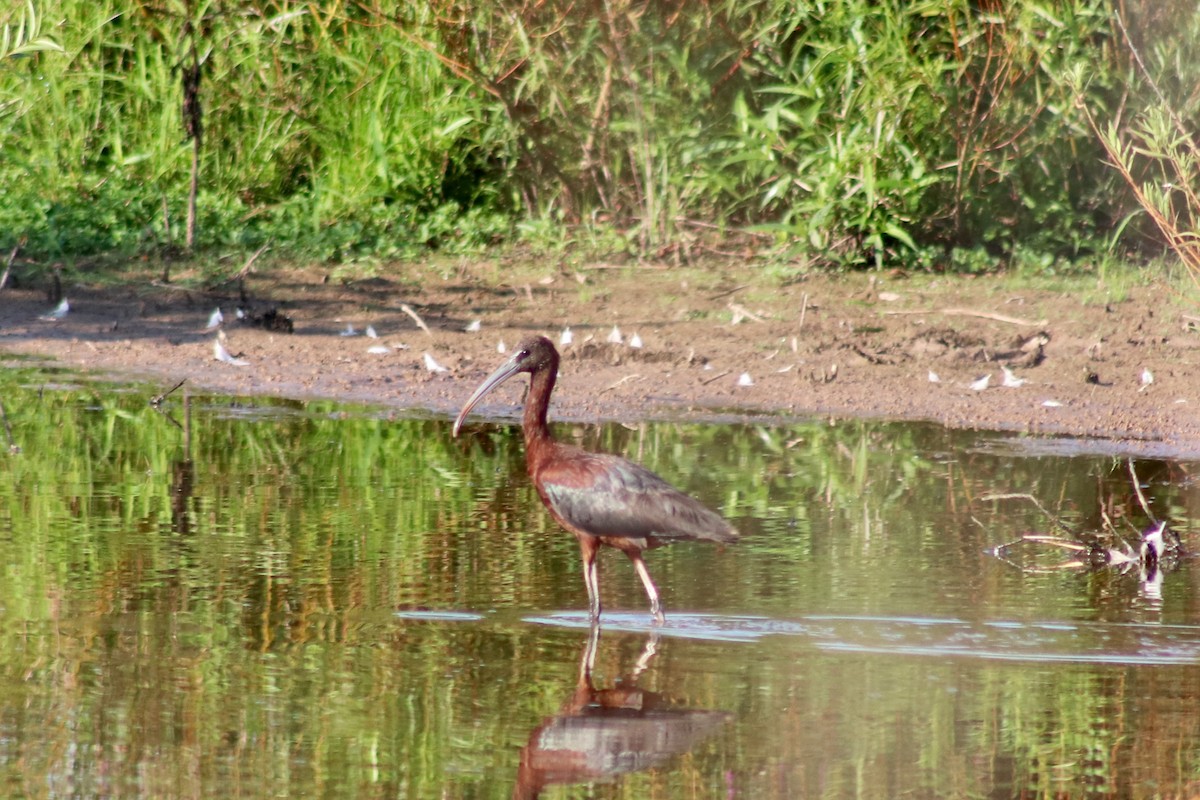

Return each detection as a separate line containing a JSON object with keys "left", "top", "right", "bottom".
{"left": 579, "top": 621, "right": 601, "bottom": 688}
{"left": 580, "top": 537, "right": 602, "bottom": 622}
{"left": 627, "top": 551, "right": 665, "bottom": 624}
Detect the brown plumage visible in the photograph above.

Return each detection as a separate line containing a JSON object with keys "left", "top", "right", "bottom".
{"left": 453, "top": 335, "right": 738, "bottom": 623}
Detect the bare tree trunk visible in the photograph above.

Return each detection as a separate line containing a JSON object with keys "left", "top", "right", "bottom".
{"left": 0, "top": 243, "right": 19, "bottom": 292}
{"left": 180, "top": 5, "right": 203, "bottom": 252}
{"left": 186, "top": 135, "right": 199, "bottom": 250}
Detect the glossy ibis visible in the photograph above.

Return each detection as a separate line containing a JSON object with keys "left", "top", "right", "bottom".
{"left": 453, "top": 335, "right": 738, "bottom": 623}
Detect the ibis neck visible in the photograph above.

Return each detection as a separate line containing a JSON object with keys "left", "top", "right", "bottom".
{"left": 522, "top": 364, "right": 557, "bottom": 448}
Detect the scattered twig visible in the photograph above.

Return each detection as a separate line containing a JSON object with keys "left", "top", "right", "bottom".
{"left": 578, "top": 262, "right": 670, "bottom": 271}
{"left": 990, "top": 535, "right": 1091, "bottom": 573}
{"left": 728, "top": 302, "right": 766, "bottom": 324}
{"left": 797, "top": 292, "right": 809, "bottom": 335}
{"left": 810, "top": 363, "right": 838, "bottom": 384}
{"left": 1099, "top": 503, "right": 1118, "bottom": 537}
{"left": 1019, "top": 535, "right": 1089, "bottom": 553}
{"left": 700, "top": 370, "right": 731, "bottom": 385}
{"left": 881, "top": 307, "right": 1047, "bottom": 327}
{"left": 233, "top": 241, "right": 271, "bottom": 284}
{"left": 1128, "top": 459, "right": 1156, "bottom": 523}
{"left": 150, "top": 379, "right": 187, "bottom": 409}
{"left": 601, "top": 374, "right": 642, "bottom": 393}
{"left": 400, "top": 303, "right": 432, "bottom": 336}
{"left": 979, "top": 492, "right": 1058, "bottom": 522}
{"left": 152, "top": 381, "right": 187, "bottom": 431}
{"left": 707, "top": 284, "right": 748, "bottom": 301}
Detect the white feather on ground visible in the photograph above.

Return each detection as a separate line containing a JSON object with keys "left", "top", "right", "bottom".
{"left": 213, "top": 337, "right": 249, "bottom": 366}
{"left": 38, "top": 298, "right": 69, "bottom": 321}
{"left": 1001, "top": 366, "right": 1026, "bottom": 388}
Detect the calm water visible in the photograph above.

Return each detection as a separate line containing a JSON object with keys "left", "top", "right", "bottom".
{"left": 1, "top": 366, "right": 1199, "bottom": 798}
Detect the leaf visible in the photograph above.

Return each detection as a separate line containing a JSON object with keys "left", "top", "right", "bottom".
{"left": 883, "top": 221, "right": 916, "bottom": 251}
{"left": 438, "top": 117, "right": 474, "bottom": 138}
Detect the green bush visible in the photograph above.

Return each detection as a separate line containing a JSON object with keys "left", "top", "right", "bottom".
{"left": 0, "top": 0, "right": 1195, "bottom": 272}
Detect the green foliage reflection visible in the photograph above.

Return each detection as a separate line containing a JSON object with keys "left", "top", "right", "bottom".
{"left": 1, "top": 370, "right": 1199, "bottom": 798}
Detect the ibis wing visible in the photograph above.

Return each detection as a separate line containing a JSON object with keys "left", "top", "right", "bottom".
{"left": 538, "top": 452, "right": 737, "bottom": 544}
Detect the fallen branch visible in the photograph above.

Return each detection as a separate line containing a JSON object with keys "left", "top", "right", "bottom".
{"left": 150, "top": 378, "right": 187, "bottom": 409}
{"left": 1128, "top": 459, "right": 1156, "bottom": 522}
{"left": 881, "top": 308, "right": 1047, "bottom": 327}
{"left": 707, "top": 284, "right": 748, "bottom": 301}
{"left": 579, "top": 262, "right": 671, "bottom": 271}
{"left": 728, "top": 302, "right": 766, "bottom": 324}
{"left": 233, "top": 241, "right": 271, "bottom": 283}
{"left": 601, "top": 374, "right": 642, "bottom": 393}
{"left": 400, "top": 303, "right": 432, "bottom": 336}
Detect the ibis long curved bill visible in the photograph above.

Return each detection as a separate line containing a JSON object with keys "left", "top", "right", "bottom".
{"left": 452, "top": 349, "right": 530, "bottom": 437}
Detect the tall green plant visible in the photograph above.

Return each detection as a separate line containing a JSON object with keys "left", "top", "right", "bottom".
{"left": 0, "top": 0, "right": 1185, "bottom": 273}
{"left": 0, "top": 1, "right": 63, "bottom": 60}
{"left": 1073, "top": 6, "right": 1200, "bottom": 288}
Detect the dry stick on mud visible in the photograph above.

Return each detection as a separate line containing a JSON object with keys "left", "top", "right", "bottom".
{"left": 399, "top": 304, "right": 432, "bottom": 336}
{"left": 708, "top": 283, "right": 748, "bottom": 300}
{"left": 602, "top": 374, "right": 642, "bottom": 394}
{"left": 881, "top": 307, "right": 1048, "bottom": 327}
{"left": 728, "top": 303, "right": 766, "bottom": 324}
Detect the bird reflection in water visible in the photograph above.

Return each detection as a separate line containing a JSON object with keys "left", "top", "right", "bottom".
{"left": 513, "top": 626, "right": 731, "bottom": 799}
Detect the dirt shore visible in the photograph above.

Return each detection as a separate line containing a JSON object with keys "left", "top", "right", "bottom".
{"left": 3, "top": 261, "right": 1199, "bottom": 457}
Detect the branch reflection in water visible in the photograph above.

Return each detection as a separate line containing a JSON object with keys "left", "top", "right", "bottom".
{"left": 514, "top": 625, "right": 732, "bottom": 798}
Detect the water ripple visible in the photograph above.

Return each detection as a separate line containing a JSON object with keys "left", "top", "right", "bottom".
{"left": 519, "top": 611, "right": 1200, "bottom": 665}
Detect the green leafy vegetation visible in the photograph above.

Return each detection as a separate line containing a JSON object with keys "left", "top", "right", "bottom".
{"left": 0, "top": 0, "right": 1196, "bottom": 273}
{"left": 1073, "top": 7, "right": 1200, "bottom": 289}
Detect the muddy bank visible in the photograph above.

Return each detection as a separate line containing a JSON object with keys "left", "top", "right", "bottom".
{"left": 3, "top": 264, "right": 1199, "bottom": 456}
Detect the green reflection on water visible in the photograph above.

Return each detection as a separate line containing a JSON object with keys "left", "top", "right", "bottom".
{"left": 0, "top": 367, "right": 1198, "bottom": 798}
